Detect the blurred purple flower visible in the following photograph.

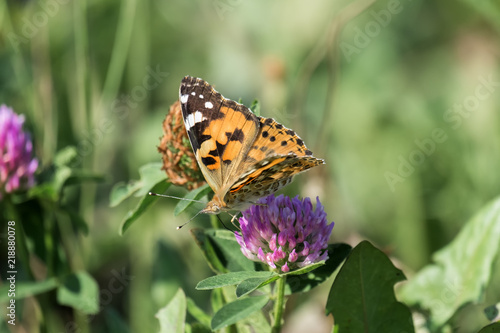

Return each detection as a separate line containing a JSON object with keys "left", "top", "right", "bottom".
{"left": 235, "top": 194, "right": 334, "bottom": 273}
{"left": 0, "top": 105, "right": 38, "bottom": 199}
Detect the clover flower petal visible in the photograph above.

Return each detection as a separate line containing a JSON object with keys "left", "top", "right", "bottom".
{"left": 0, "top": 105, "right": 38, "bottom": 199}
{"left": 235, "top": 194, "right": 334, "bottom": 273}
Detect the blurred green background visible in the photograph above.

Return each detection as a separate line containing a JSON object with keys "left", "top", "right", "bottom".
{"left": 1, "top": 0, "right": 499, "bottom": 331}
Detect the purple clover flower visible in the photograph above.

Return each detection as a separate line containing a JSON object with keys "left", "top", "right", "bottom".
{"left": 0, "top": 105, "right": 38, "bottom": 199}
{"left": 235, "top": 194, "right": 334, "bottom": 273}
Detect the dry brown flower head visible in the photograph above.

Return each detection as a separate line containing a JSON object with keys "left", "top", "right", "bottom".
{"left": 158, "top": 100, "right": 205, "bottom": 190}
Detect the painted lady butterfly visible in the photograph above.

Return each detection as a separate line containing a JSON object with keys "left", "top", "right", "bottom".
{"left": 180, "top": 76, "right": 324, "bottom": 214}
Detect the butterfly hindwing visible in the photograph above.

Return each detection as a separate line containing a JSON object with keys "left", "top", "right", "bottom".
{"left": 233, "top": 116, "right": 324, "bottom": 194}
{"left": 226, "top": 154, "right": 323, "bottom": 207}
{"left": 256, "top": 117, "right": 315, "bottom": 157}
{"left": 238, "top": 117, "right": 321, "bottom": 167}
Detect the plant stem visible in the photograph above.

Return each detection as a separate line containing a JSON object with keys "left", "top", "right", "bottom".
{"left": 210, "top": 214, "right": 219, "bottom": 229}
{"left": 271, "top": 276, "right": 287, "bottom": 333}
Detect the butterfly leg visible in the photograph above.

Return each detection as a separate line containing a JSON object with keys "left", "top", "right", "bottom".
{"left": 230, "top": 212, "right": 241, "bottom": 229}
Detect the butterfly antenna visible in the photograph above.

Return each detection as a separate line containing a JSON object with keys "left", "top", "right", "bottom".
{"left": 177, "top": 209, "right": 204, "bottom": 230}
{"left": 149, "top": 192, "right": 205, "bottom": 204}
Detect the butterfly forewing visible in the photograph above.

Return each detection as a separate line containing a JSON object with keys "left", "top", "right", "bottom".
{"left": 179, "top": 76, "right": 260, "bottom": 195}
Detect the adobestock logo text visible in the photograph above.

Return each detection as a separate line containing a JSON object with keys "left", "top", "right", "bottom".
{"left": 340, "top": 0, "right": 412, "bottom": 62}
{"left": 7, "top": 0, "right": 70, "bottom": 50}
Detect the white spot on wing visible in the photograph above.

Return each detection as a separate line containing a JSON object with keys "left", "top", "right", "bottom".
{"left": 185, "top": 111, "right": 206, "bottom": 131}
{"left": 191, "top": 92, "right": 196, "bottom": 96}
{"left": 185, "top": 113, "right": 195, "bottom": 130}
{"left": 199, "top": 94, "right": 204, "bottom": 99}
{"left": 180, "top": 94, "right": 189, "bottom": 103}
{"left": 193, "top": 111, "right": 205, "bottom": 123}
{"left": 205, "top": 101, "right": 213, "bottom": 109}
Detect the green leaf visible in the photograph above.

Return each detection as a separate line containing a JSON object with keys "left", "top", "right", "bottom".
{"left": 110, "top": 162, "right": 166, "bottom": 207}
{"left": 28, "top": 166, "right": 71, "bottom": 201}
{"left": 191, "top": 228, "right": 229, "bottom": 273}
{"left": 119, "top": 180, "right": 170, "bottom": 235}
{"left": 399, "top": 196, "right": 500, "bottom": 329}
{"left": 134, "top": 163, "right": 168, "bottom": 197}
{"left": 286, "top": 243, "right": 351, "bottom": 294}
{"left": 191, "top": 229, "right": 255, "bottom": 273}
{"left": 187, "top": 297, "right": 212, "bottom": 328}
{"left": 283, "top": 261, "right": 326, "bottom": 276}
{"left": 237, "top": 308, "right": 272, "bottom": 332}
{"left": 217, "top": 286, "right": 271, "bottom": 332}
{"left": 54, "top": 146, "right": 79, "bottom": 166}
{"left": 208, "top": 230, "right": 256, "bottom": 272}
{"left": 156, "top": 288, "right": 186, "bottom": 333}
{"left": 57, "top": 272, "right": 99, "bottom": 314}
{"left": 109, "top": 180, "right": 142, "bottom": 207}
{"left": 174, "top": 184, "right": 211, "bottom": 216}
{"left": 235, "top": 276, "right": 277, "bottom": 297}
{"left": 196, "top": 271, "right": 276, "bottom": 290}
{"left": 326, "top": 241, "right": 414, "bottom": 332}
{"left": 0, "top": 278, "right": 58, "bottom": 302}
{"left": 249, "top": 99, "right": 261, "bottom": 116}
{"left": 211, "top": 295, "right": 269, "bottom": 330}
{"left": 478, "top": 323, "right": 500, "bottom": 333}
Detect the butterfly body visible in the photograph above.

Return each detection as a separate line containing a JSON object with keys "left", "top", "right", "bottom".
{"left": 179, "top": 76, "right": 324, "bottom": 214}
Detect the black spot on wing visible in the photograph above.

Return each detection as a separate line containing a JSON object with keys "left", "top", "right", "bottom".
{"left": 201, "top": 156, "right": 217, "bottom": 166}
{"left": 244, "top": 156, "right": 257, "bottom": 164}
{"left": 208, "top": 141, "right": 228, "bottom": 158}
{"left": 227, "top": 128, "right": 245, "bottom": 142}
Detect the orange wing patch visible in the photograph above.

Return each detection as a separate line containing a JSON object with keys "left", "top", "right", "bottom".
{"left": 196, "top": 103, "right": 259, "bottom": 176}
{"left": 246, "top": 117, "right": 314, "bottom": 162}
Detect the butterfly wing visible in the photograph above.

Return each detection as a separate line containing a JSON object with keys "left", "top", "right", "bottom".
{"left": 249, "top": 117, "right": 320, "bottom": 159}
{"left": 224, "top": 117, "right": 324, "bottom": 207}
{"left": 179, "top": 76, "right": 260, "bottom": 195}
